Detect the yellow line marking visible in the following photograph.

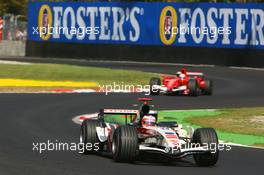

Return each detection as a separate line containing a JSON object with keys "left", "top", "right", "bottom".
{"left": 0, "top": 79, "right": 98, "bottom": 87}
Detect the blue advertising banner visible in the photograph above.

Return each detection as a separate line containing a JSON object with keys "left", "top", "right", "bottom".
{"left": 28, "top": 2, "right": 264, "bottom": 49}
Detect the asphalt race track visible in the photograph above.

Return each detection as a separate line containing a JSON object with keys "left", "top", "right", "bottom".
{"left": 0, "top": 61, "right": 264, "bottom": 175}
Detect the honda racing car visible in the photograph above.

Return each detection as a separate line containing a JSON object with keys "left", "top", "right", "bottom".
{"left": 149, "top": 68, "right": 213, "bottom": 96}
{"left": 79, "top": 98, "right": 219, "bottom": 166}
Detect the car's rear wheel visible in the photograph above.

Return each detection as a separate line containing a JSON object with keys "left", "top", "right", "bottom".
{"left": 188, "top": 79, "right": 199, "bottom": 96}
{"left": 112, "top": 125, "right": 138, "bottom": 162}
{"left": 192, "top": 128, "right": 219, "bottom": 166}
{"left": 80, "top": 120, "right": 101, "bottom": 154}
{"left": 149, "top": 77, "right": 161, "bottom": 95}
{"left": 203, "top": 79, "right": 213, "bottom": 96}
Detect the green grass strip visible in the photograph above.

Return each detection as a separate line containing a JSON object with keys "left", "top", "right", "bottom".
{"left": 0, "top": 63, "right": 157, "bottom": 86}
{"left": 104, "top": 110, "right": 264, "bottom": 146}
{"left": 159, "top": 110, "right": 264, "bottom": 146}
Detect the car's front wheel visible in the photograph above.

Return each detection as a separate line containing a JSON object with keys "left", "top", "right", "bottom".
{"left": 192, "top": 128, "right": 219, "bottom": 166}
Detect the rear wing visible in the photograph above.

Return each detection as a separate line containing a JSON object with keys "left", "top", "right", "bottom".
{"left": 187, "top": 72, "right": 204, "bottom": 76}
{"left": 176, "top": 71, "right": 204, "bottom": 77}
{"left": 102, "top": 109, "right": 138, "bottom": 115}
{"left": 98, "top": 109, "right": 157, "bottom": 124}
{"left": 102, "top": 109, "right": 158, "bottom": 115}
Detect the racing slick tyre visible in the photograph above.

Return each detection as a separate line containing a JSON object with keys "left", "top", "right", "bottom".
{"left": 80, "top": 120, "right": 102, "bottom": 154}
{"left": 112, "top": 125, "right": 138, "bottom": 162}
{"left": 149, "top": 77, "right": 161, "bottom": 95}
{"left": 192, "top": 128, "right": 219, "bottom": 166}
{"left": 188, "top": 79, "right": 199, "bottom": 96}
{"left": 204, "top": 79, "right": 213, "bottom": 96}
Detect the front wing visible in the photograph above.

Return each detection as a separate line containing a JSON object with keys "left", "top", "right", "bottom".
{"left": 139, "top": 145, "right": 210, "bottom": 159}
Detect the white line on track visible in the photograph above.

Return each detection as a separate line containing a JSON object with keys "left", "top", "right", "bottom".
{"left": 229, "top": 66, "right": 264, "bottom": 71}
{"left": 2, "top": 56, "right": 264, "bottom": 71}
{"left": 86, "top": 60, "right": 216, "bottom": 68}
{"left": 0, "top": 60, "right": 31, "bottom": 65}
{"left": 0, "top": 56, "right": 216, "bottom": 68}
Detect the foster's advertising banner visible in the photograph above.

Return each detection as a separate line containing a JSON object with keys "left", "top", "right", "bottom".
{"left": 28, "top": 2, "right": 264, "bottom": 49}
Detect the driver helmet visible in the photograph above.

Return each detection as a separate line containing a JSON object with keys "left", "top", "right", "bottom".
{"left": 181, "top": 68, "right": 187, "bottom": 74}
{"left": 141, "top": 115, "right": 156, "bottom": 127}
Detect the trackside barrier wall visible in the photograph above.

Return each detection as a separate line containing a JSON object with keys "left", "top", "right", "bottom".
{"left": 26, "top": 2, "right": 264, "bottom": 67}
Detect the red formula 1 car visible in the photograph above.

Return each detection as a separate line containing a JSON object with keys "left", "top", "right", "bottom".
{"left": 149, "top": 68, "right": 213, "bottom": 96}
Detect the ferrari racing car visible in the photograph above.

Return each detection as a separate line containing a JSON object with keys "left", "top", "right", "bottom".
{"left": 79, "top": 98, "right": 219, "bottom": 166}
{"left": 149, "top": 68, "right": 213, "bottom": 96}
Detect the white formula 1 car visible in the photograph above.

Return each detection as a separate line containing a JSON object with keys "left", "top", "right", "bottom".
{"left": 79, "top": 98, "right": 219, "bottom": 166}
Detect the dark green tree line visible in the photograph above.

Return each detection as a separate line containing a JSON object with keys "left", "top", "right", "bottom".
{"left": 0, "top": 0, "right": 28, "bottom": 17}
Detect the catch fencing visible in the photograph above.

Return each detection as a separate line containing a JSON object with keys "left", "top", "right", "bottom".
{"left": 1, "top": 14, "right": 27, "bottom": 41}
{"left": 0, "top": 14, "right": 27, "bottom": 56}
